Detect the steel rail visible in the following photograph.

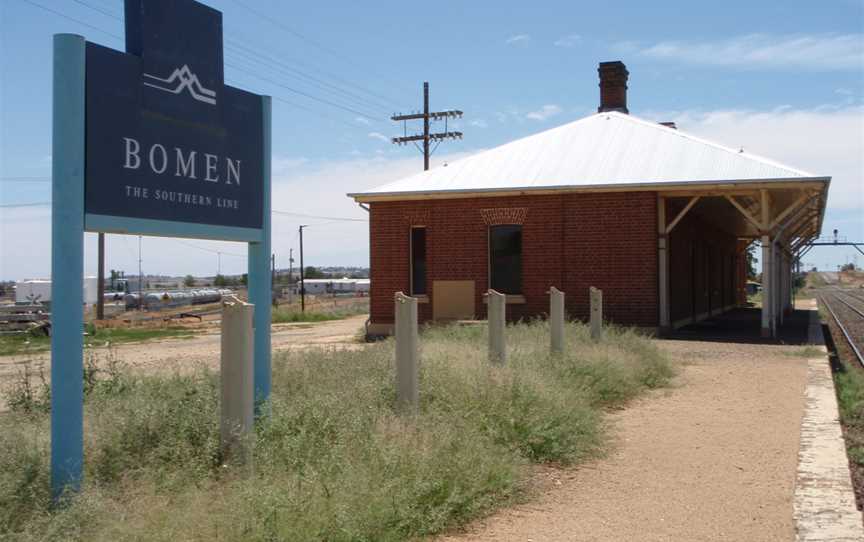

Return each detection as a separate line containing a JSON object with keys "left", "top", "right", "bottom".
{"left": 820, "top": 295, "right": 864, "bottom": 368}
{"left": 842, "top": 290, "right": 864, "bottom": 304}
{"left": 833, "top": 294, "right": 864, "bottom": 320}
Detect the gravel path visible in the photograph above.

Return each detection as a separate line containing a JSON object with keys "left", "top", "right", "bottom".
{"left": 441, "top": 340, "right": 811, "bottom": 542}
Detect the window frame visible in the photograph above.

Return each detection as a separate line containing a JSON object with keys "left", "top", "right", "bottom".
{"left": 487, "top": 224, "right": 523, "bottom": 295}
{"left": 409, "top": 225, "right": 427, "bottom": 297}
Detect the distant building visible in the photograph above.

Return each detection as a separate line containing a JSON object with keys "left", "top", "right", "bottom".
{"left": 298, "top": 278, "right": 370, "bottom": 295}
{"left": 15, "top": 278, "right": 98, "bottom": 305}
{"left": 746, "top": 281, "right": 762, "bottom": 296}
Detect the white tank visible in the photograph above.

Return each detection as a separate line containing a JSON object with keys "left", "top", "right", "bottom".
{"left": 15, "top": 277, "right": 99, "bottom": 305}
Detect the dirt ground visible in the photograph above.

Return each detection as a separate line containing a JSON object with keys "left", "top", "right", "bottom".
{"left": 441, "top": 339, "right": 811, "bottom": 542}
{"left": 0, "top": 315, "right": 368, "bottom": 391}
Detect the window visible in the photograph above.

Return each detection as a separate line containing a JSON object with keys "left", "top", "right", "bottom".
{"left": 410, "top": 227, "right": 427, "bottom": 296}
{"left": 489, "top": 225, "right": 522, "bottom": 294}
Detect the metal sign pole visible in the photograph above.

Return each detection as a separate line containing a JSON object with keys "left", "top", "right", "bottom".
{"left": 51, "top": 33, "right": 86, "bottom": 499}
{"left": 249, "top": 95, "right": 272, "bottom": 412}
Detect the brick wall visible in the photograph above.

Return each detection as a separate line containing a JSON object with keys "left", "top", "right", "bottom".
{"left": 369, "top": 191, "right": 660, "bottom": 329}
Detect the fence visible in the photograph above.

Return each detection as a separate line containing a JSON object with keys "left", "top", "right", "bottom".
{"left": 393, "top": 286, "right": 604, "bottom": 410}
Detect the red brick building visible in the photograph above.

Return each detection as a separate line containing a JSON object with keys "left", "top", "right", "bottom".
{"left": 349, "top": 62, "right": 829, "bottom": 338}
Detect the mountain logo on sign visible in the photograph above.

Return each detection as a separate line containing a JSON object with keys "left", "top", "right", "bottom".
{"left": 142, "top": 65, "right": 217, "bottom": 105}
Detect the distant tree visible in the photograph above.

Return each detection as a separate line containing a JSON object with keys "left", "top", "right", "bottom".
{"left": 304, "top": 266, "right": 325, "bottom": 279}
{"left": 240, "top": 273, "right": 248, "bottom": 286}
{"left": 841, "top": 262, "right": 856, "bottom": 272}
{"left": 746, "top": 245, "right": 758, "bottom": 280}
{"left": 214, "top": 274, "right": 227, "bottom": 287}
{"left": 183, "top": 274, "right": 196, "bottom": 287}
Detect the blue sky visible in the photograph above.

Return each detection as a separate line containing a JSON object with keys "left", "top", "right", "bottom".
{"left": 1, "top": 0, "right": 863, "bottom": 280}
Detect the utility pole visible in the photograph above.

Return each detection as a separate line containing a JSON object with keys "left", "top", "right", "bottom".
{"left": 299, "top": 225, "right": 307, "bottom": 312}
{"left": 391, "top": 82, "right": 463, "bottom": 171}
{"left": 271, "top": 253, "right": 276, "bottom": 305}
{"left": 96, "top": 233, "right": 105, "bottom": 320}
{"left": 138, "top": 235, "right": 143, "bottom": 311}
{"left": 288, "top": 248, "right": 294, "bottom": 303}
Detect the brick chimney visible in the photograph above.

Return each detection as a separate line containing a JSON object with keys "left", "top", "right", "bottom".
{"left": 597, "top": 61, "right": 629, "bottom": 114}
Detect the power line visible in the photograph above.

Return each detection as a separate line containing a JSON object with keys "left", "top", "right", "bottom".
{"left": 21, "top": 1, "right": 396, "bottom": 133}
{"left": 226, "top": 41, "right": 397, "bottom": 114}
{"left": 227, "top": 0, "right": 415, "bottom": 97}
{"left": 0, "top": 177, "right": 50, "bottom": 182}
{"left": 265, "top": 95, "right": 365, "bottom": 130}
{"left": 225, "top": 61, "right": 383, "bottom": 122}
{"left": 0, "top": 201, "right": 368, "bottom": 224}
{"left": 272, "top": 210, "right": 367, "bottom": 222}
{"left": 0, "top": 201, "right": 51, "bottom": 208}
{"left": 227, "top": 38, "right": 406, "bottom": 112}
{"left": 223, "top": 62, "right": 385, "bottom": 129}
{"left": 69, "top": 0, "right": 121, "bottom": 21}
{"left": 19, "top": 0, "right": 122, "bottom": 41}
{"left": 174, "top": 239, "right": 246, "bottom": 258}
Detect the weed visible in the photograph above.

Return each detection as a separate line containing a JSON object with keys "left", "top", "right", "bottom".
{"left": 784, "top": 346, "right": 825, "bottom": 358}
{"left": 271, "top": 300, "right": 368, "bottom": 324}
{"left": 0, "top": 319, "right": 672, "bottom": 541}
{"left": 3, "top": 358, "right": 50, "bottom": 415}
{"left": 0, "top": 326, "right": 196, "bottom": 357}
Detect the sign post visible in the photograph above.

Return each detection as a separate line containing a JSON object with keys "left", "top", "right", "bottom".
{"left": 394, "top": 292, "right": 419, "bottom": 410}
{"left": 249, "top": 96, "right": 272, "bottom": 408}
{"left": 50, "top": 0, "right": 271, "bottom": 498}
{"left": 51, "top": 33, "right": 86, "bottom": 498}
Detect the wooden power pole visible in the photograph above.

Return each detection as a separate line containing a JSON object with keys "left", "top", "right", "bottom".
{"left": 391, "top": 82, "right": 463, "bottom": 170}
{"left": 96, "top": 233, "right": 105, "bottom": 320}
{"left": 299, "top": 225, "right": 307, "bottom": 312}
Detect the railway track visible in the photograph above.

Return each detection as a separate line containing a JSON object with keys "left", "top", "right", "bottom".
{"left": 819, "top": 291, "right": 864, "bottom": 368}
{"left": 841, "top": 289, "right": 864, "bottom": 304}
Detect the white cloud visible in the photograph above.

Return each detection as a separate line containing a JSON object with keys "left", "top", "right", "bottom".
{"left": 367, "top": 132, "right": 390, "bottom": 143}
{"left": 354, "top": 116, "right": 371, "bottom": 125}
{"left": 271, "top": 156, "right": 309, "bottom": 176}
{"left": 554, "top": 34, "right": 581, "bottom": 48}
{"left": 525, "top": 104, "right": 563, "bottom": 121}
{"left": 633, "top": 33, "right": 864, "bottom": 70}
{"left": 470, "top": 119, "right": 488, "bottom": 128}
{"left": 641, "top": 105, "right": 864, "bottom": 216}
{"left": 0, "top": 152, "right": 475, "bottom": 280}
{"left": 505, "top": 34, "right": 531, "bottom": 45}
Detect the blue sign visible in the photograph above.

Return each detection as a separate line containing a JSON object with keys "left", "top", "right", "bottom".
{"left": 85, "top": 0, "right": 264, "bottom": 234}
{"left": 51, "top": 0, "right": 271, "bottom": 499}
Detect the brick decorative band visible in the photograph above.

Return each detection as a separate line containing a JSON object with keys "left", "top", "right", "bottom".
{"left": 402, "top": 209, "right": 432, "bottom": 226}
{"left": 480, "top": 207, "right": 528, "bottom": 225}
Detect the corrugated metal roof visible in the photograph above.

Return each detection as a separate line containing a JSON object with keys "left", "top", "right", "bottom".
{"left": 349, "top": 111, "right": 825, "bottom": 200}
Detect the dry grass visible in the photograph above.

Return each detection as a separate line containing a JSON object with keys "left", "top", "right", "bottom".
{"left": 0, "top": 320, "right": 673, "bottom": 541}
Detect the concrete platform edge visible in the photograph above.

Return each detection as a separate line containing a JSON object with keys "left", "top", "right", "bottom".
{"left": 793, "top": 344, "right": 864, "bottom": 540}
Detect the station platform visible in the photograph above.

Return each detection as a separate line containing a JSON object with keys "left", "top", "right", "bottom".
{"left": 666, "top": 306, "right": 815, "bottom": 345}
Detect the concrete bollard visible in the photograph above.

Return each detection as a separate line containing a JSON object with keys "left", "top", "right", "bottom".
{"left": 221, "top": 296, "right": 254, "bottom": 465}
{"left": 589, "top": 286, "right": 603, "bottom": 341}
{"left": 486, "top": 289, "right": 506, "bottom": 364}
{"left": 394, "top": 292, "right": 419, "bottom": 410}
{"left": 549, "top": 287, "right": 565, "bottom": 354}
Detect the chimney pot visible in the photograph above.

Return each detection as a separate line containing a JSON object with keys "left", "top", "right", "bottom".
{"left": 598, "top": 61, "right": 629, "bottom": 114}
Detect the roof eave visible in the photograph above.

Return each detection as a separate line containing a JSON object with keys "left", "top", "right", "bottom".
{"left": 347, "top": 176, "right": 831, "bottom": 203}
